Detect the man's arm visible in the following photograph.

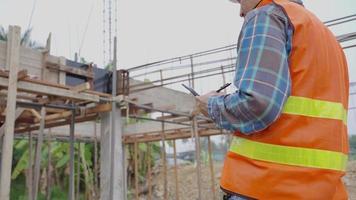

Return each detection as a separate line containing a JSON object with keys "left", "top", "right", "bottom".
{"left": 208, "top": 6, "right": 292, "bottom": 135}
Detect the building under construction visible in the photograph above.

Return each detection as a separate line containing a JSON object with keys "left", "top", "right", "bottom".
{"left": 0, "top": 10, "right": 356, "bottom": 200}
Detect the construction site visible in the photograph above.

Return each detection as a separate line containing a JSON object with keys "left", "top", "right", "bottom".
{"left": 0, "top": 0, "right": 356, "bottom": 200}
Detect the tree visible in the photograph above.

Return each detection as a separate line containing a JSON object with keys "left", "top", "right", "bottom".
{"left": 0, "top": 26, "right": 43, "bottom": 49}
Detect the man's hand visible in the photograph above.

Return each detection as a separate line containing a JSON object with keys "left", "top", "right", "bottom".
{"left": 192, "top": 91, "right": 225, "bottom": 117}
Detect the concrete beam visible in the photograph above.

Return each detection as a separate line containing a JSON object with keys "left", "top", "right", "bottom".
{"left": 129, "top": 79, "right": 195, "bottom": 114}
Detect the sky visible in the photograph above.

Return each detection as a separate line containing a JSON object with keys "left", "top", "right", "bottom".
{"left": 0, "top": 0, "right": 356, "bottom": 134}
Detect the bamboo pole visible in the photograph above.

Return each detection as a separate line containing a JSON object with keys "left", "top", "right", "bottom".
{"left": 33, "top": 107, "right": 46, "bottom": 200}
{"left": 162, "top": 122, "right": 168, "bottom": 200}
{"left": 46, "top": 129, "right": 52, "bottom": 200}
{"left": 146, "top": 143, "right": 152, "bottom": 200}
{"left": 28, "top": 131, "right": 33, "bottom": 200}
{"left": 208, "top": 136, "right": 216, "bottom": 200}
{"left": 93, "top": 122, "right": 99, "bottom": 200}
{"left": 69, "top": 109, "right": 75, "bottom": 200}
{"left": 160, "top": 71, "right": 168, "bottom": 200}
{"left": 192, "top": 117, "right": 202, "bottom": 199}
{"left": 134, "top": 142, "right": 139, "bottom": 200}
{"left": 76, "top": 142, "right": 80, "bottom": 200}
{"left": 173, "top": 139, "right": 179, "bottom": 200}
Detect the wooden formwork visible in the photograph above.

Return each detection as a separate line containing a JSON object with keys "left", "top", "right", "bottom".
{"left": 0, "top": 25, "right": 113, "bottom": 200}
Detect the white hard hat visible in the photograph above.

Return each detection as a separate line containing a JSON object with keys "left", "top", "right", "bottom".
{"left": 229, "top": 0, "right": 241, "bottom": 3}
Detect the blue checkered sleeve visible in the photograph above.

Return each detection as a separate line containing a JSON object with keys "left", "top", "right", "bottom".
{"left": 207, "top": 5, "right": 292, "bottom": 134}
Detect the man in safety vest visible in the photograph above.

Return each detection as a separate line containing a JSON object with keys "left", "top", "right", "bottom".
{"left": 194, "top": 0, "right": 349, "bottom": 199}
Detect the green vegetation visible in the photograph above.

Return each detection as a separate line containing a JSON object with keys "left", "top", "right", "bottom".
{"left": 0, "top": 25, "right": 43, "bottom": 49}
{"left": 10, "top": 140, "right": 96, "bottom": 200}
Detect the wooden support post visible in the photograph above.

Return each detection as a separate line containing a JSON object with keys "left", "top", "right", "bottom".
{"left": 76, "top": 142, "right": 80, "bottom": 200}
{"left": 161, "top": 121, "right": 168, "bottom": 200}
{"left": 0, "top": 125, "right": 4, "bottom": 162}
{"left": 207, "top": 136, "right": 216, "bottom": 200}
{"left": 159, "top": 61, "right": 168, "bottom": 200}
{"left": 33, "top": 107, "right": 46, "bottom": 200}
{"left": 192, "top": 117, "right": 202, "bottom": 200}
{"left": 134, "top": 142, "right": 139, "bottom": 200}
{"left": 146, "top": 143, "right": 152, "bottom": 200}
{"left": 46, "top": 129, "right": 52, "bottom": 200}
{"left": 93, "top": 122, "right": 99, "bottom": 200}
{"left": 28, "top": 131, "right": 33, "bottom": 200}
{"left": 173, "top": 139, "right": 179, "bottom": 200}
{"left": 69, "top": 109, "right": 75, "bottom": 200}
{"left": 0, "top": 25, "right": 21, "bottom": 200}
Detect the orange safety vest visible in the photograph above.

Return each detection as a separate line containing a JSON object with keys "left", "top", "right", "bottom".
{"left": 220, "top": 0, "right": 349, "bottom": 199}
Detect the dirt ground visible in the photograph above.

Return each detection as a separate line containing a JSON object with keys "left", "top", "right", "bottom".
{"left": 144, "top": 161, "right": 356, "bottom": 200}
{"left": 345, "top": 161, "right": 356, "bottom": 200}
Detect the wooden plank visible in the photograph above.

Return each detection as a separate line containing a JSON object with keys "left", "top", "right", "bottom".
{"left": 28, "top": 109, "right": 41, "bottom": 120}
{"left": 0, "top": 26, "right": 21, "bottom": 200}
{"left": 33, "top": 104, "right": 110, "bottom": 123}
{"left": 71, "top": 82, "right": 91, "bottom": 92}
{"left": 0, "top": 76, "right": 100, "bottom": 102}
{"left": 15, "top": 114, "right": 98, "bottom": 134}
{"left": 34, "top": 110, "right": 71, "bottom": 123}
{"left": 32, "top": 107, "right": 46, "bottom": 200}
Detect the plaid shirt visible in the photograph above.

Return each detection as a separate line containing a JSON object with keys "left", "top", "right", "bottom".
{"left": 208, "top": 3, "right": 294, "bottom": 134}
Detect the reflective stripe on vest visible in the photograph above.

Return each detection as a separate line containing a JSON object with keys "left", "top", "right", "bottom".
{"left": 230, "top": 137, "right": 348, "bottom": 171}
{"left": 229, "top": 96, "right": 348, "bottom": 171}
{"left": 282, "top": 96, "right": 348, "bottom": 125}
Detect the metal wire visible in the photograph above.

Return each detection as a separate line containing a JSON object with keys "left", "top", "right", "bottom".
{"left": 127, "top": 14, "right": 356, "bottom": 74}
{"left": 343, "top": 44, "right": 356, "bottom": 50}
{"left": 327, "top": 18, "right": 356, "bottom": 27}
{"left": 324, "top": 14, "right": 356, "bottom": 24}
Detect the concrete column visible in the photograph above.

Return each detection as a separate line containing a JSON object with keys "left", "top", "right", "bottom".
{"left": 100, "top": 109, "right": 124, "bottom": 200}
